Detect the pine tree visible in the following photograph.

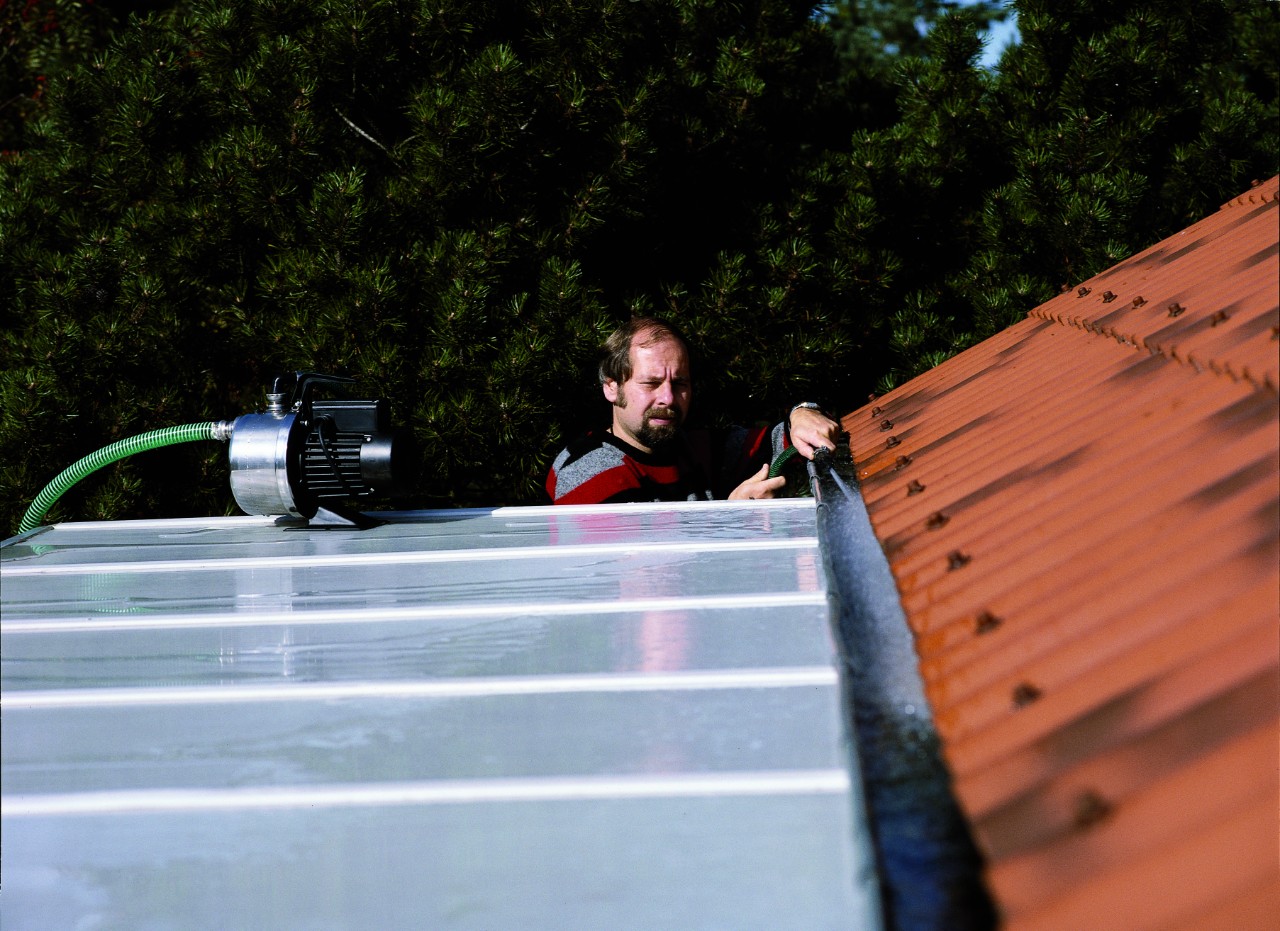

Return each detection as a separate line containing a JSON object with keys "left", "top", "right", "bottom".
{"left": 1, "top": 0, "right": 866, "bottom": 528}
{"left": 954, "top": 0, "right": 1279, "bottom": 344}
{"left": 824, "top": 0, "right": 1008, "bottom": 69}
{"left": 836, "top": 0, "right": 1278, "bottom": 389}
{"left": 2, "top": 0, "right": 1275, "bottom": 529}
{"left": 1, "top": 0, "right": 185, "bottom": 152}
{"left": 832, "top": 12, "right": 1005, "bottom": 386}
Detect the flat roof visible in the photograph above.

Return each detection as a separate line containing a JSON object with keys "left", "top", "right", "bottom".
{"left": 2, "top": 499, "right": 877, "bottom": 929}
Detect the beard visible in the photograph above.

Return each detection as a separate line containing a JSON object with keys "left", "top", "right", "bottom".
{"left": 637, "top": 406, "right": 682, "bottom": 449}
{"left": 615, "top": 385, "right": 683, "bottom": 449}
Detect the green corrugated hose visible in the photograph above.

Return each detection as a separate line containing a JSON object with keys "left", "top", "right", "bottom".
{"left": 18, "top": 422, "right": 224, "bottom": 535}
{"left": 769, "top": 444, "right": 800, "bottom": 478}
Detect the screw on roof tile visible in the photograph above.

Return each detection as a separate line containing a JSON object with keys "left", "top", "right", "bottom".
{"left": 894, "top": 455, "right": 913, "bottom": 470}
{"left": 925, "top": 511, "right": 949, "bottom": 530}
{"left": 975, "top": 611, "right": 1002, "bottom": 634}
{"left": 1101, "top": 290, "right": 1117, "bottom": 303}
{"left": 879, "top": 419, "right": 894, "bottom": 431}
{"left": 1210, "top": 310, "right": 1230, "bottom": 326}
{"left": 868, "top": 393, "right": 878, "bottom": 402}
{"left": 1072, "top": 790, "right": 1113, "bottom": 830}
{"left": 947, "top": 550, "right": 971, "bottom": 571}
{"left": 871, "top": 406, "right": 883, "bottom": 417}
{"left": 907, "top": 479, "right": 926, "bottom": 496}
{"left": 1059, "top": 283, "right": 1072, "bottom": 293}
{"left": 1011, "top": 682, "right": 1042, "bottom": 708}
{"left": 1131, "top": 295, "right": 1146, "bottom": 308}
{"left": 1077, "top": 286, "right": 1092, "bottom": 298}
{"left": 1167, "top": 302, "right": 1186, "bottom": 317}
{"left": 886, "top": 435, "right": 901, "bottom": 448}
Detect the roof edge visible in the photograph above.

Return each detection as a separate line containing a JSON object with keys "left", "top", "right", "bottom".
{"left": 810, "top": 449, "right": 996, "bottom": 930}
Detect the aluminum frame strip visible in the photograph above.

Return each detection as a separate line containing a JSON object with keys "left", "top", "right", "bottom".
{"left": 5, "top": 667, "right": 840, "bottom": 708}
{"left": 4, "top": 769, "right": 854, "bottom": 818}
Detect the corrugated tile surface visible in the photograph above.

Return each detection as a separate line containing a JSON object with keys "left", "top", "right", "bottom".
{"left": 843, "top": 176, "right": 1280, "bottom": 930}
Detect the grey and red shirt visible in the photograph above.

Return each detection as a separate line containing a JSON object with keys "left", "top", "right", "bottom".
{"left": 546, "top": 423, "right": 790, "bottom": 505}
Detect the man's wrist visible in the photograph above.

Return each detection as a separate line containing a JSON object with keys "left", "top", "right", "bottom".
{"left": 788, "top": 401, "right": 825, "bottom": 424}
{"left": 785, "top": 402, "right": 826, "bottom": 446}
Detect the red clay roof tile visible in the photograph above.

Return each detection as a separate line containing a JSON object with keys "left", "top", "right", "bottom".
{"left": 844, "top": 175, "right": 1280, "bottom": 930}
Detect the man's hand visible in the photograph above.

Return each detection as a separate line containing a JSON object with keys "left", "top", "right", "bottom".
{"left": 788, "top": 406, "right": 841, "bottom": 459}
{"left": 729, "top": 463, "right": 787, "bottom": 500}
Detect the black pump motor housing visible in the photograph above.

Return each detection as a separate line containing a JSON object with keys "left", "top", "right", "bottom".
{"left": 301, "top": 399, "right": 408, "bottom": 502}
{"left": 228, "top": 373, "right": 415, "bottom": 520}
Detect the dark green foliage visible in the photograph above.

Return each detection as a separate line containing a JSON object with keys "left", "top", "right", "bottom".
{"left": 1, "top": 0, "right": 865, "bottom": 526}
{"left": 1, "top": 0, "right": 186, "bottom": 152}
{"left": 3, "top": 1, "right": 100, "bottom": 152}
{"left": 820, "top": 0, "right": 1008, "bottom": 129}
{"left": 842, "top": 0, "right": 1279, "bottom": 388}
{"left": 955, "top": 0, "right": 1278, "bottom": 347}
{"left": 824, "top": 0, "right": 1008, "bottom": 68}
{"left": 1, "top": 0, "right": 1275, "bottom": 528}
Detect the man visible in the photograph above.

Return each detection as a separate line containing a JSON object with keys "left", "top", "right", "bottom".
{"left": 546, "top": 317, "right": 842, "bottom": 504}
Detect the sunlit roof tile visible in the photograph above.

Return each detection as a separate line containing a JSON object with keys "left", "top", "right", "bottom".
{"left": 844, "top": 176, "right": 1280, "bottom": 930}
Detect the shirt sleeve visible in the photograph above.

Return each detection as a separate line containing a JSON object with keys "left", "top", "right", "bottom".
{"left": 715, "top": 422, "right": 789, "bottom": 495}
{"left": 547, "top": 440, "right": 630, "bottom": 504}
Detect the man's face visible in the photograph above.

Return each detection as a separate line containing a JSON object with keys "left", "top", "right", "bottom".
{"left": 603, "top": 335, "right": 692, "bottom": 453}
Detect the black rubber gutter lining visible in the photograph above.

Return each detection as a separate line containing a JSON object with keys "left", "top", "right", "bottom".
{"left": 809, "top": 447, "right": 997, "bottom": 931}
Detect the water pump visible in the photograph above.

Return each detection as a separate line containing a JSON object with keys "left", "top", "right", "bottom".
{"left": 17, "top": 372, "right": 415, "bottom": 534}
{"left": 228, "top": 372, "right": 413, "bottom": 524}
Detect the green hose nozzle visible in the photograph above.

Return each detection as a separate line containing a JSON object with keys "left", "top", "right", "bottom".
{"left": 18, "top": 422, "right": 231, "bottom": 535}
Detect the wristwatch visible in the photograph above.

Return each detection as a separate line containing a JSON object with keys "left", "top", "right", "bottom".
{"left": 788, "top": 401, "right": 825, "bottom": 422}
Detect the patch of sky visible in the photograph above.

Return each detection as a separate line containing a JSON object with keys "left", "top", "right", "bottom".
{"left": 970, "top": 1, "right": 1020, "bottom": 70}
{"left": 815, "top": 2, "right": 1021, "bottom": 70}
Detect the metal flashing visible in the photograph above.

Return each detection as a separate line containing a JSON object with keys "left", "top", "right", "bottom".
{"left": 809, "top": 448, "right": 994, "bottom": 931}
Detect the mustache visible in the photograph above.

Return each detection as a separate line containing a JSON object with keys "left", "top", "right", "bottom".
{"left": 645, "top": 406, "right": 681, "bottom": 421}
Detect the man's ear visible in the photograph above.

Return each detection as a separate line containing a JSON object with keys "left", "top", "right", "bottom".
{"left": 602, "top": 379, "right": 619, "bottom": 404}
